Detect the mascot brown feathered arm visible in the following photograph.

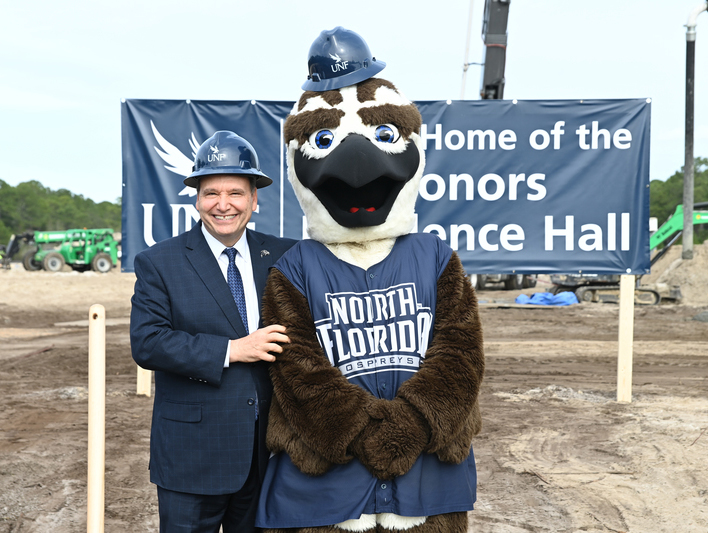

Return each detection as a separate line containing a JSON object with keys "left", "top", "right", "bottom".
{"left": 263, "top": 268, "right": 379, "bottom": 476}
{"left": 349, "top": 251, "right": 484, "bottom": 480}
{"left": 399, "top": 251, "right": 484, "bottom": 457}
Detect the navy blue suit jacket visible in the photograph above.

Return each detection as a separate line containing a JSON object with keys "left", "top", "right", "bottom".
{"left": 130, "top": 223, "right": 296, "bottom": 495}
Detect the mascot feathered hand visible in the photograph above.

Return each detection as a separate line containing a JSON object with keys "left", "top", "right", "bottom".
{"left": 256, "top": 27, "right": 485, "bottom": 533}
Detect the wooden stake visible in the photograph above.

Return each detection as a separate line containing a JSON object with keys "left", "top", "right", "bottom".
{"left": 617, "top": 275, "right": 635, "bottom": 403}
{"left": 87, "top": 304, "right": 105, "bottom": 533}
{"left": 136, "top": 366, "right": 152, "bottom": 397}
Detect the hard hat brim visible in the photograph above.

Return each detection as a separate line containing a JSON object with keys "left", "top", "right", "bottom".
{"left": 302, "top": 60, "right": 386, "bottom": 92}
{"left": 183, "top": 168, "right": 273, "bottom": 189}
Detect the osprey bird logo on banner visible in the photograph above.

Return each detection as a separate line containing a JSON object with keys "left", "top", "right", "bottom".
{"left": 151, "top": 121, "right": 201, "bottom": 198}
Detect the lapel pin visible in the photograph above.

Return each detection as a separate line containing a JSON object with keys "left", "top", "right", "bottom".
{"left": 261, "top": 249, "right": 270, "bottom": 257}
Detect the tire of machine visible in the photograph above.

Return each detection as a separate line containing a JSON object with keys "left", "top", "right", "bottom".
{"left": 91, "top": 252, "right": 113, "bottom": 273}
{"left": 505, "top": 274, "right": 524, "bottom": 290}
{"left": 42, "top": 252, "right": 66, "bottom": 272}
{"left": 575, "top": 287, "right": 595, "bottom": 303}
{"left": 477, "top": 274, "right": 488, "bottom": 291}
{"left": 522, "top": 275, "right": 537, "bottom": 288}
{"left": 23, "top": 250, "right": 41, "bottom": 271}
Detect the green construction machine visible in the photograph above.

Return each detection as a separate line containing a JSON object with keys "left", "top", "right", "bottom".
{"left": 18, "top": 228, "right": 119, "bottom": 273}
{"left": 550, "top": 202, "right": 708, "bottom": 304}
{"left": 649, "top": 202, "right": 708, "bottom": 260}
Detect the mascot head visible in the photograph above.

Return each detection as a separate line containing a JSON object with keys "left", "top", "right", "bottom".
{"left": 285, "top": 27, "right": 425, "bottom": 245}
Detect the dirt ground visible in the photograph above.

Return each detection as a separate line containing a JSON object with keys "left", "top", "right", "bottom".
{"left": 1, "top": 245, "right": 707, "bottom": 532}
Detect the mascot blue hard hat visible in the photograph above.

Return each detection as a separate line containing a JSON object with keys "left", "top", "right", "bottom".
{"left": 302, "top": 26, "right": 386, "bottom": 92}
{"left": 185, "top": 130, "right": 272, "bottom": 189}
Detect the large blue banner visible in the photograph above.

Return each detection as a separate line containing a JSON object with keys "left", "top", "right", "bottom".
{"left": 121, "top": 98, "right": 651, "bottom": 275}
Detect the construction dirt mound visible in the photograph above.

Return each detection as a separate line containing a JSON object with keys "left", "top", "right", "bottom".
{"left": 643, "top": 242, "right": 708, "bottom": 306}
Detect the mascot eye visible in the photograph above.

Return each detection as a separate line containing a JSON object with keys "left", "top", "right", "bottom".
{"left": 374, "top": 124, "right": 400, "bottom": 144}
{"left": 310, "top": 129, "right": 335, "bottom": 149}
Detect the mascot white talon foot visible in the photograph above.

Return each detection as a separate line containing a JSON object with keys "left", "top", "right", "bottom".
{"left": 255, "top": 27, "right": 484, "bottom": 533}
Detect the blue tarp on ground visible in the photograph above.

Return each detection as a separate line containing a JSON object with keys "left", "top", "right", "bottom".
{"left": 515, "top": 292, "right": 579, "bottom": 306}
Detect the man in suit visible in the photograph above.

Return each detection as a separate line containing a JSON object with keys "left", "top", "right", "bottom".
{"left": 130, "top": 130, "right": 297, "bottom": 532}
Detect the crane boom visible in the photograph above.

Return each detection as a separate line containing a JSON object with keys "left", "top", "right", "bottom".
{"left": 480, "top": 0, "right": 510, "bottom": 100}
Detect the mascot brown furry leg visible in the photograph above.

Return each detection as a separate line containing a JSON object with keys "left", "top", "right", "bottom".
{"left": 255, "top": 28, "right": 484, "bottom": 533}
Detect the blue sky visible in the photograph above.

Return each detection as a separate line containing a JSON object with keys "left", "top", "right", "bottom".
{"left": 0, "top": 0, "right": 706, "bottom": 203}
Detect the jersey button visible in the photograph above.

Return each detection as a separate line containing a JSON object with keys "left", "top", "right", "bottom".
{"left": 247, "top": 398, "right": 255, "bottom": 406}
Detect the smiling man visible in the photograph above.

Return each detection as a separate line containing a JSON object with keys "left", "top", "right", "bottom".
{"left": 130, "top": 131, "right": 297, "bottom": 532}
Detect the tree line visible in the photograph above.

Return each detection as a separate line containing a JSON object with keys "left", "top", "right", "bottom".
{"left": 0, "top": 180, "right": 121, "bottom": 246}
{"left": 0, "top": 158, "right": 706, "bottom": 248}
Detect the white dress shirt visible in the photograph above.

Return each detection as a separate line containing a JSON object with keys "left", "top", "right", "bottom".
{"left": 201, "top": 224, "right": 259, "bottom": 366}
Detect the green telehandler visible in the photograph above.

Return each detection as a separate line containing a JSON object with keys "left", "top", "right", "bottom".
{"left": 16, "top": 228, "right": 119, "bottom": 273}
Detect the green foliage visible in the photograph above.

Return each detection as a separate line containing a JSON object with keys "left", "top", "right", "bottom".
{"left": 0, "top": 179, "right": 121, "bottom": 245}
{"left": 650, "top": 157, "right": 708, "bottom": 245}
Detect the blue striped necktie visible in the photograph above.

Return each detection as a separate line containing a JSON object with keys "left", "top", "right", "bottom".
{"left": 224, "top": 247, "right": 248, "bottom": 332}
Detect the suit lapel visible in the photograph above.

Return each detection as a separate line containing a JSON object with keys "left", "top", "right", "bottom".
{"left": 185, "top": 223, "right": 248, "bottom": 338}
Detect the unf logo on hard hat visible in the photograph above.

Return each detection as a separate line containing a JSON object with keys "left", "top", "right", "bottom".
{"left": 329, "top": 53, "right": 349, "bottom": 73}
{"left": 303, "top": 26, "right": 386, "bottom": 92}
{"left": 208, "top": 145, "right": 226, "bottom": 162}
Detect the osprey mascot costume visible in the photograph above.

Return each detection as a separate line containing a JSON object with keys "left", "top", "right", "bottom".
{"left": 256, "top": 27, "right": 485, "bottom": 533}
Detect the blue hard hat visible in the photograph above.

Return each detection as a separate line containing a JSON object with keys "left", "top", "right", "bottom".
{"left": 184, "top": 131, "right": 272, "bottom": 189}
{"left": 302, "top": 27, "right": 386, "bottom": 92}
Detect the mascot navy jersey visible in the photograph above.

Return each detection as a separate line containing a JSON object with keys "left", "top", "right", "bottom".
{"left": 277, "top": 233, "right": 449, "bottom": 395}
{"left": 256, "top": 232, "right": 477, "bottom": 528}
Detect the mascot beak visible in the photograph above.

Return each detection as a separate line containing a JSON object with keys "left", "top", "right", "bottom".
{"left": 294, "top": 134, "right": 420, "bottom": 228}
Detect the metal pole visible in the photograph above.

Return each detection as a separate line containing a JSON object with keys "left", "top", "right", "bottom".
{"left": 684, "top": 21, "right": 697, "bottom": 258}
{"left": 683, "top": 2, "right": 708, "bottom": 259}
{"left": 460, "top": 0, "right": 475, "bottom": 99}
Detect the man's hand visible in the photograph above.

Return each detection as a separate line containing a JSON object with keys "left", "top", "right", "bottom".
{"left": 229, "top": 324, "right": 289, "bottom": 363}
